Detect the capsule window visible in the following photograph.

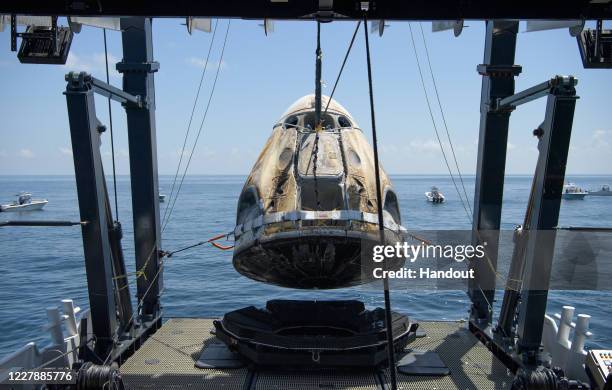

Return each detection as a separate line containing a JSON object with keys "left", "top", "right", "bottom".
{"left": 304, "top": 112, "right": 335, "bottom": 130}
{"left": 236, "top": 187, "right": 261, "bottom": 225}
{"left": 383, "top": 190, "right": 401, "bottom": 225}
{"left": 338, "top": 115, "right": 352, "bottom": 128}
{"left": 284, "top": 115, "right": 299, "bottom": 129}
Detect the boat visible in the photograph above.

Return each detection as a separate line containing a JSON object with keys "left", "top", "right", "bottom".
{"left": 232, "top": 94, "right": 405, "bottom": 289}
{"left": 589, "top": 184, "right": 612, "bottom": 196}
{"left": 159, "top": 194, "right": 166, "bottom": 202}
{"left": 0, "top": 192, "right": 48, "bottom": 212}
{"left": 562, "top": 182, "right": 587, "bottom": 200}
{"left": 425, "top": 186, "right": 445, "bottom": 203}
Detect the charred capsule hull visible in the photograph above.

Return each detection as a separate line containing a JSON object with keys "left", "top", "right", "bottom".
{"left": 233, "top": 225, "right": 405, "bottom": 289}
{"left": 233, "top": 95, "right": 405, "bottom": 289}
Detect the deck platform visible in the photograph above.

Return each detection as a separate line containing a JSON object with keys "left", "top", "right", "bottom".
{"left": 120, "top": 318, "right": 513, "bottom": 389}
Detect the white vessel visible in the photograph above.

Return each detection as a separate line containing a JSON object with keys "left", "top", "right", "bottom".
{"left": 562, "top": 183, "right": 587, "bottom": 200}
{"left": 425, "top": 186, "right": 445, "bottom": 203}
{"left": 589, "top": 184, "right": 612, "bottom": 196}
{"left": 0, "top": 192, "right": 48, "bottom": 212}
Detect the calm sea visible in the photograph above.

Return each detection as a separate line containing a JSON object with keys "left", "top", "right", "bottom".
{"left": 1, "top": 174, "right": 611, "bottom": 357}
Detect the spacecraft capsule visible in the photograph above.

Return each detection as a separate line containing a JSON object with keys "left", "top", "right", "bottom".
{"left": 233, "top": 94, "right": 405, "bottom": 289}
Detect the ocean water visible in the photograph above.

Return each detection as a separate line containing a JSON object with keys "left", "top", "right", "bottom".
{"left": 1, "top": 174, "right": 611, "bottom": 357}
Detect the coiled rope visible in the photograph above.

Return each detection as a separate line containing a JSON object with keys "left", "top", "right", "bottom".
{"left": 77, "top": 362, "right": 125, "bottom": 390}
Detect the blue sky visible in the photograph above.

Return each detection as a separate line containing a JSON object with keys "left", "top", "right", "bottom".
{"left": 0, "top": 18, "right": 610, "bottom": 175}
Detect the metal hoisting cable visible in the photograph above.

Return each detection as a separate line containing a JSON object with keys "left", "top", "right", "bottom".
{"left": 162, "top": 232, "right": 234, "bottom": 257}
{"left": 314, "top": 21, "right": 322, "bottom": 126}
{"left": 162, "top": 19, "right": 219, "bottom": 228}
{"left": 418, "top": 22, "right": 472, "bottom": 214}
{"left": 363, "top": 14, "right": 398, "bottom": 390}
{"left": 163, "top": 20, "right": 231, "bottom": 232}
{"left": 311, "top": 21, "right": 323, "bottom": 210}
{"left": 103, "top": 28, "right": 119, "bottom": 220}
{"left": 324, "top": 20, "right": 361, "bottom": 115}
{"left": 103, "top": 17, "right": 237, "bottom": 342}
{"left": 408, "top": 23, "right": 472, "bottom": 222}
{"left": 408, "top": 25, "right": 515, "bottom": 306}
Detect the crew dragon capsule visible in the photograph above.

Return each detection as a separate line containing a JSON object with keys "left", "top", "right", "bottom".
{"left": 232, "top": 95, "right": 405, "bottom": 289}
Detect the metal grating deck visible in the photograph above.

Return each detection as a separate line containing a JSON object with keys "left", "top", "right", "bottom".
{"left": 120, "top": 318, "right": 250, "bottom": 389}
{"left": 253, "top": 369, "right": 379, "bottom": 390}
{"left": 383, "top": 321, "right": 513, "bottom": 389}
{"left": 120, "top": 318, "right": 513, "bottom": 389}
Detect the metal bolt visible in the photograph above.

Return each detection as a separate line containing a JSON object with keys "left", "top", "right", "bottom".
{"left": 533, "top": 128, "right": 544, "bottom": 138}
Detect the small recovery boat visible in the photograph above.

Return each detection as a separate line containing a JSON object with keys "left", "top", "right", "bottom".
{"left": 0, "top": 192, "right": 48, "bottom": 212}
{"left": 562, "top": 182, "right": 587, "bottom": 200}
{"left": 425, "top": 186, "right": 445, "bottom": 203}
{"left": 589, "top": 184, "right": 612, "bottom": 196}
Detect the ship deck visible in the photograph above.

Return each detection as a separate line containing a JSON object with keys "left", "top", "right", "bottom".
{"left": 119, "top": 318, "right": 513, "bottom": 389}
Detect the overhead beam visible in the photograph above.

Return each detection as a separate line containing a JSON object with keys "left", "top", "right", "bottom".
{"left": 0, "top": 0, "right": 611, "bottom": 20}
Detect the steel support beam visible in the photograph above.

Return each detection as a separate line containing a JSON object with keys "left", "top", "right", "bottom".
{"left": 118, "top": 17, "right": 162, "bottom": 317}
{"left": 495, "top": 76, "right": 578, "bottom": 344}
{"left": 469, "top": 20, "right": 520, "bottom": 325}
{"left": 516, "top": 80, "right": 578, "bottom": 358}
{"left": 1, "top": 1, "right": 611, "bottom": 20}
{"left": 91, "top": 76, "right": 142, "bottom": 107}
{"left": 64, "top": 72, "right": 118, "bottom": 356}
{"left": 468, "top": 77, "right": 579, "bottom": 374}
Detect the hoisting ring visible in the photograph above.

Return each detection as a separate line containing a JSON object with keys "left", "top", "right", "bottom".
{"left": 311, "top": 350, "right": 321, "bottom": 363}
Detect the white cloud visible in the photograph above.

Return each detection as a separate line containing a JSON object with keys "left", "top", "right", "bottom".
{"left": 380, "top": 144, "right": 399, "bottom": 154}
{"left": 65, "top": 52, "right": 91, "bottom": 72}
{"left": 408, "top": 139, "right": 442, "bottom": 153}
{"left": 591, "top": 129, "right": 611, "bottom": 148}
{"left": 102, "top": 149, "right": 129, "bottom": 158}
{"left": 65, "top": 52, "right": 121, "bottom": 79}
{"left": 201, "top": 147, "right": 217, "bottom": 159}
{"left": 562, "top": 129, "right": 612, "bottom": 174}
{"left": 175, "top": 148, "right": 191, "bottom": 158}
{"left": 186, "top": 57, "right": 227, "bottom": 70}
{"left": 180, "top": 146, "right": 217, "bottom": 160}
{"left": 59, "top": 147, "right": 73, "bottom": 157}
{"left": 19, "top": 148, "right": 35, "bottom": 159}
